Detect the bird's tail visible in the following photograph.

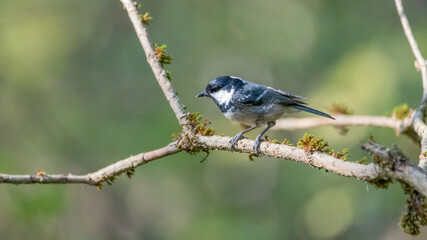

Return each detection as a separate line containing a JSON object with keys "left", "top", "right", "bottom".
{"left": 291, "top": 104, "right": 335, "bottom": 119}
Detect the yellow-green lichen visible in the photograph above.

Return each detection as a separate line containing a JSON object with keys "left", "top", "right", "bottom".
{"left": 367, "top": 177, "right": 392, "bottom": 189}
{"left": 173, "top": 112, "right": 219, "bottom": 155}
{"left": 399, "top": 182, "right": 427, "bottom": 235}
{"left": 154, "top": 43, "right": 172, "bottom": 67}
{"left": 134, "top": 1, "right": 142, "bottom": 9}
{"left": 139, "top": 12, "right": 152, "bottom": 25}
{"left": 328, "top": 102, "right": 353, "bottom": 115}
{"left": 248, "top": 153, "right": 260, "bottom": 161}
{"left": 392, "top": 104, "right": 412, "bottom": 120}
{"left": 297, "top": 133, "right": 349, "bottom": 160}
{"left": 187, "top": 112, "right": 217, "bottom": 137}
{"left": 298, "top": 133, "right": 329, "bottom": 153}
{"left": 126, "top": 168, "right": 135, "bottom": 179}
{"left": 165, "top": 70, "right": 172, "bottom": 81}
{"left": 263, "top": 136, "right": 280, "bottom": 144}
{"left": 331, "top": 148, "right": 349, "bottom": 160}
{"left": 356, "top": 156, "right": 369, "bottom": 165}
{"left": 282, "top": 138, "right": 293, "bottom": 146}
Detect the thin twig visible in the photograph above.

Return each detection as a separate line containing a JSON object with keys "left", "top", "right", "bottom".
{"left": 275, "top": 114, "right": 419, "bottom": 142}
{"left": 394, "top": 0, "right": 427, "bottom": 92}
{"left": 0, "top": 142, "right": 180, "bottom": 185}
{"left": 0, "top": 173, "right": 91, "bottom": 185}
{"left": 275, "top": 115, "right": 402, "bottom": 131}
{"left": 120, "top": 0, "right": 189, "bottom": 126}
{"left": 394, "top": 0, "right": 427, "bottom": 170}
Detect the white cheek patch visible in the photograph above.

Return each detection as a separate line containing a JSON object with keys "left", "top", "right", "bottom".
{"left": 211, "top": 88, "right": 234, "bottom": 105}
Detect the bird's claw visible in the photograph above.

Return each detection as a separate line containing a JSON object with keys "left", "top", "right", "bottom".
{"left": 230, "top": 134, "right": 262, "bottom": 154}
{"left": 229, "top": 134, "right": 247, "bottom": 151}
{"left": 229, "top": 137, "right": 239, "bottom": 151}
{"left": 253, "top": 145, "right": 259, "bottom": 154}
{"left": 253, "top": 137, "right": 262, "bottom": 154}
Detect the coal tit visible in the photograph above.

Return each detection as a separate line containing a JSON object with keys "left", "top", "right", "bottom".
{"left": 197, "top": 76, "right": 334, "bottom": 153}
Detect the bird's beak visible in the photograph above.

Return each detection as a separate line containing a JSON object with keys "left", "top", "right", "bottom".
{"left": 196, "top": 91, "right": 208, "bottom": 98}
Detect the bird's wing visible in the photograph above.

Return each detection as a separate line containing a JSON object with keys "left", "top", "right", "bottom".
{"left": 266, "top": 86, "right": 308, "bottom": 100}
{"left": 232, "top": 82, "right": 307, "bottom": 106}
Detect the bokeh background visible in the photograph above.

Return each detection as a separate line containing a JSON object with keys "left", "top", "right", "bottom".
{"left": 0, "top": 0, "right": 427, "bottom": 239}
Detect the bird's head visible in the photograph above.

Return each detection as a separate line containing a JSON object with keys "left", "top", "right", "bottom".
{"left": 196, "top": 76, "right": 237, "bottom": 99}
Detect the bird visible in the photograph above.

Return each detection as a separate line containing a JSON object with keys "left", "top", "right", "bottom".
{"left": 196, "top": 76, "right": 334, "bottom": 153}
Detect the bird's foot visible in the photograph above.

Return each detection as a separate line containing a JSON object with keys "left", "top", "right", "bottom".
{"left": 253, "top": 136, "right": 263, "bottom": 154}
{"left": 229, "top": 134, "right": 247, "bottom": 151}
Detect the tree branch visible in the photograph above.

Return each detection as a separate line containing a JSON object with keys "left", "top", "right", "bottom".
{"left": 275, "top": 114, "right": 419, "bottom": 143}
{"left": 0, "top": 142, "right": 180, "bottom": 185}
{"left": 394, "top": 0, "right": 427, "bottom": 92}
{"left": 120, "top": 0, "right": 189, "bottom": 126}
{"left": 193, "top": 135, "right": 427, "bottom": 197}
{"left": 194, "top": 135, "right": 381, "bottom": 180}
{"left": 362, "top": 141, "right": 427, "bottom": 197}
{"left": 394, "top": 0, "right": 427, "bottom": 170}
{"left": 275, "top": 115, "right": 403, "bottom": 131}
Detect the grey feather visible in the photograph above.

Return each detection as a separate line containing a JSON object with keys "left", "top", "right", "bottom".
{"left": 290, "top": 105, "right": 335, "bottom": 119}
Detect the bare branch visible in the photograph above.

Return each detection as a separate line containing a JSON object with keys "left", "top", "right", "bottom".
{"left": 275, "top": 114, "right": 420, "bottom": 143}
{"left": 0, "top": 173, "right": 91, "bottom": 185}
{"left": 87, "top": 142, "right": 180, "bottom": 184}
{"left": 120, "top": 0, "right": 189, "bottom": 126}
{"left": 275, "top": 115, "right": 403, "bottom": 131}
{"left": 0, "top": 142, "right": 180, "bottom": 185}
{"left": 394, "top": 0, "right": 427, "bottom": 92}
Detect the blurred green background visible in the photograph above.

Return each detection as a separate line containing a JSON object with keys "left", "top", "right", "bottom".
{"left": 0, "top": 0, "right": 426, "bottom": 239}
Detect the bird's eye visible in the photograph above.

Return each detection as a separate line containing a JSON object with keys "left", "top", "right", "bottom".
{"left": 210, "top": 85, "right": 220, "bottom": 92}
